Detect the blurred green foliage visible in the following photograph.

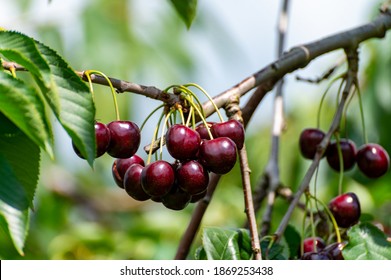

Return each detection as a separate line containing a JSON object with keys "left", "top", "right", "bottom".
{"left": 1, "top": 0, "right": 390, "bottom": 259}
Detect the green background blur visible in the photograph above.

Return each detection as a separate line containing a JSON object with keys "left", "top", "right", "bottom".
{"left": 0, "top": 0, "right": 390, "bottom": 259}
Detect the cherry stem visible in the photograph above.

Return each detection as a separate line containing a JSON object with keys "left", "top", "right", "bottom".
{"left": 140, "top": 104, "right": 165, "bottom": 132}
{"left": 160, "top": 108, "right": 175, "bottom": 159}
{"left": 184, "top": 83, "right": 224, "bottom": 122}
{"left": 334, "top": 132, "right": 344, "bottom": 195}
{"left": 307, "top": 194, "right": 318, "bottom": 252}
{"left": 354, "top": 82, "right": 368, "bottom": 144}
{"left": 316, "top": 74, "right": 344, "bottom": 129}
{"left": 182, "top": 95, "right": 214, "bottom": 140}
{"left": 85, "top": 70, "right": 120, "bottom": 121}
{"left": 147, "top": 111, "right": 166, "bottom": 165}
{"left": 83, "top": 70, "right": 96, "bottom": 102}
{"left": 177, "top": 106, "right": 186, "bottom": 126}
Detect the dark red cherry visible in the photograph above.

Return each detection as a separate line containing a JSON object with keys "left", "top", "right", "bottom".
{"left": 141, "top": 160, "right": 175, "bottom": 197}
{"left": 299, "top": 128, "right": 326, "bottom": 159}
{"left": 326, "top": 139, "right": 356, "bottom": 172}
{"left": 356, "top": 143, "right": 390, "bottom": 178}
{"left": 198, "top": 137, "right": 237, "bottom": 174}
{"left": 112, "top": 155, "right": 145, "bottom": 188}
{"left": 106, "top": 120, "right": 140, "bottom": 158}
{"left": 176, "top": 160, "right": 209, "bottom": 195}
{"left": 302, "top": 237, "right": 326, "bottom": 253}
{"left": 190, "top": 189, "right": 207, "bottom": 203}
{"left": 211, "top": 119, "right": 245, "bottom": 150}
{"left": 328, "top": 192, "right": 361, "bottom": 228}
{"left": 73, "top": 121, "right": 111, "bottom": 159}
{"left": 162, "top": 184, "right": 191, "bottom": 211}
{"left": 166, "top": 124, "right": 201, "bottom": 160}
{"left": 196, "top": 122, "right": 215, "bottom": 140}
{"left": 123, "top": 163, "right": 150, "bottom": 201}
{"left": 301, "top": 251, "right": 332, "bottom": 260}
{"left": 323, "top": 242, "right": 345, "bottom": 260}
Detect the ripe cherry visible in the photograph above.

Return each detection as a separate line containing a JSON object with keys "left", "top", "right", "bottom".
{"left": 73, "top": 121, "right": 111, "bottom": 159}
{"left": 198, "top": 137, "right": 237, "bottom": 174}
{"left": 302, "top": 237, "right": 326, "bottom": 253}
{"left": 106, "top": 120, "right": 140, "bottom": 158}
{"left": 166, "top": 124, "right": 201, "bottom": 160}
{"left": 176, "top": 160, "right": 209, "bottom": 195}
{"left": 141, "top": 160, "right": 175, "bottom": 197}
{"left": 190, "top": 189, "right": 207, "bottom": 203}
{"left": 299, "top": 128, "right": 326, "bottom": 159}
{"left": 323, "top": 242, "right": 345, "bottom": 260}
{"left": 162, "top": 184, "right": 191, "bottom": 211}
{"left": 328, "top": 192, "right": 361, "bottom": 228}
{"left": 112, "top": 155, "right": 145, "bottom": 188}
{"left": 123, "top": 163, "right": 150, "bottom": 201}
{"left": 326, "top": 139, "right": 356, "bottom": 172}
{"left": 301, "top": 251, "right": 332, "bottom": 260}
{"left": 356, "top": 143, "right": 390, "bottom": 178}
{"left": 211, "top": 119, "right": 245, "bottom": 150}
{"left": 196, "top": 122, "right": 215, "bottom": 140}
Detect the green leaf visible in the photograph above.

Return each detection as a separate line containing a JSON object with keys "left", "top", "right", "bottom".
{"left": 236, "top": 228, "right": 252, "bottom": 260}
{"left": 0, "top": 128, "right": 40, "bottom": 255}
{"left": 260, "top": 239, "right": 288, "bottom": 260}
{"left": 0, "top": 31, "right": 53, "bottom": 93}
{"left": 283, "top": 224, "right": 301, "bottom": 259}
{"left": 34, "top": 41, "right": 96, "bottom": 165}
{"left": 169, "top": 0, "right": 198, "bottom": 29}
{"left": 194, "top": 246, "right": 207, "bottom": 260}
{"left": 0, "top": 30, "right": 95, "bottom": 165}
{"left": 202, "top": 227, "right": 241, "bottom": 260}
{"left": 343, "top": 222, "right": 391, "bottom": 260}
{"left": 0, "top": 72, "right": 54, "bottom": 156}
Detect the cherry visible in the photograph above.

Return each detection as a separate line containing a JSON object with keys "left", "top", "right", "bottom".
{"left": 106, "top": 120, "right": 140, "bottom": 158}
{"left": 196, "top": 122, "right": 215, "bottom": 140}
{"left": 211, "top": 119, "right": 245, "bottom": 150}
{"left": 123, "top": 163, "right": 150, "bottom": 201}
{"left": 190, "top": 189, "right": 207, "bottom": 203}
{"left": 176, "top": 160, "right": 209, "bottom": 195}
{"left": 162, "top": 184, "right": 191, "bottom": 211}
{"left": 356, "top": 143, "right": 390, "bottom": 178}
{"left": 328, "top": 192, "right": 361, "bottom": 228}
{"left": 73, "top": 121, "right": 110, "bottom": 159}
{"left": 302, "top": 237, "right": 326, "bottom": 253}
{"left": 301, "top": 251, "right": 332, "bottom": 260}
{"left": 141, "top": 160, "right": 175, "bottom": 197}
{"left": 198, "top": 137, "right": 237, "bottom": 174}
{"left": 112, "top": 155, "right": 145, "bottom": 188}
{"left": 326, "top": 139, "right": 356, "bottom": 172}
{"left": 323, "top": 242, "right": 345, "bottom": 260}
{"left": 299, "top": 128, "right": 326, "bottom": 159}
{"left": 166, "top": 124, "right": 201, "bottom": 160}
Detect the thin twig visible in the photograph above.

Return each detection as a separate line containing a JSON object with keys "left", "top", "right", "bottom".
{"left": 260, "top": 0, "right": 291, "bottom": 237}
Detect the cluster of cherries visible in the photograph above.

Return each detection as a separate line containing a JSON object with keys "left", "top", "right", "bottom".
{"left": 298, "top": 128, "right": 388, "bottom": 260}
{"left": 73, "top": 118, "right": 245, "bottom": 211}
{"left": 301, "top": 192, "right": 360, "bottom": 260}
{"left": 299, "top": 128, "right": 390, "bottom": 178}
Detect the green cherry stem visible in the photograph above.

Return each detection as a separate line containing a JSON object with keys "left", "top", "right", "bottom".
{"left": 354, "top": 82, "right": 368, "bottom": 144}
{"left": 147, "top": 111, "right": 166, "bottom": 165}
{"left": 182, "top": 95, "right": 214, "bottom": 140}
{"left": 309, "top": 193, "right": 342, "bottom": 244}
{"left": 160, "top": 108, "right": 175, "bottom": 159}
{"left": 184, "top": 83, "right": 224, "bottom": 122}
{"left": 316, "top": 74, "right": 345, "bottom": 129}
{"left": 334, "top": 132, "right": 344, "bottom": 195}
{"left": 83, "top": 70, "right": 96, "bottom": 102}
{"left": 85, "top": 70, "right": 120, "bottom": 121}
{"left": 139, "top": 104, "right": 165, "bottom": 132}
